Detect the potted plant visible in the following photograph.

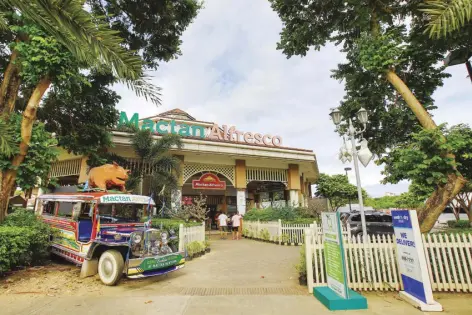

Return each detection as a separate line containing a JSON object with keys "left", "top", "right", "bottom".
{"left": 296, "top": 244, "right": 307, "bottom": 286}
{"left": 204, "top": 240, "right": 211, "bottom": 253}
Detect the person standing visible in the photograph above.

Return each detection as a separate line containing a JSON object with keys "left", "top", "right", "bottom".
{"left": 217, "top": 211, "right": 228, "bottom": 239}
{"left": 231, "top": 211, "right": 243, "bottom": 240}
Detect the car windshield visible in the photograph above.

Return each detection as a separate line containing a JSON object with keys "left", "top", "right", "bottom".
{"left": 98, "top": 203, "right": 145, "bottom": 223}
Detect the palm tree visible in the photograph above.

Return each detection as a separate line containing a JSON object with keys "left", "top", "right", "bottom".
{"left": 0, "top": 0, "right": 161, "bottom": 221}
{"left": 130, "top": 129, "right": 183, "bottom": 214}
{"left": 423, "top": 0, "right": 472, "bottom": 38}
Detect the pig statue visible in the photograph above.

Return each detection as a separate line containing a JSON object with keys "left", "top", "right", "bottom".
{"left": 88, "top": 162, "right": 130, "bottom": 191}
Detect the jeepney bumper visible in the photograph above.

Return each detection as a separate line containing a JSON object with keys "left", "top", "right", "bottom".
{"left": 126, "top": 252, "right": 185, "bottom": 279}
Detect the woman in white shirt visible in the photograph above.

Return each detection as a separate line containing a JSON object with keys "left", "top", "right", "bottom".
{"left": 231, "top": 212, "right": 243, "bottom": 240}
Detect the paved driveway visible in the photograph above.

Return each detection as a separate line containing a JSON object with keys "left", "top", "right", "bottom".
{"left": 2, "top": 239, "right": 470, "bottom": 314}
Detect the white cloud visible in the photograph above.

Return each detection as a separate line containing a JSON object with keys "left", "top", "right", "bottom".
{"left": 115, "top": 0, "right": 472, "bottom": 198}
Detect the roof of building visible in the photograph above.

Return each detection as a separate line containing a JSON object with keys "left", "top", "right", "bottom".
{"left": 141, "top": 108, "right": 205, "bottom": 123}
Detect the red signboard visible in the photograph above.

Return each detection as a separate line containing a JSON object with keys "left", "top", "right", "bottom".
{"left": 192, "top": 173, "right": 226, "bottom": 190}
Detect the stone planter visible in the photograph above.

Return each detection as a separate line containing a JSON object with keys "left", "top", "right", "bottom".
{"left": 205, "top": 248, "right": 211, "bottom": 253}
{"left": 299, "top": 275, "right": 307, "bottom": 286}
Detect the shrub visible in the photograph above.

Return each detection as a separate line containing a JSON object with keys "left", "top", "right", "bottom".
{"left": 150, "top": 218, "right": 201, "bottom": 236}
{"left": 295, "top": 244, "right": 307, "bottom": 277}
{"left": 447, "top": 220, "right": 471, "bottom": 229}
{"left": 0, "top": 209, "right": 52, "bottom": 274}
{"left": 244, "top": 206, "right": 299, "bottom": 221}
{"left": 185, "top": 241, "right": 205, "bottom": 256}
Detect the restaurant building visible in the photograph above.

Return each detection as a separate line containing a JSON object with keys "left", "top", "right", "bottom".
{"left": 48, "top": 108, "right": 319, "bottom": 216}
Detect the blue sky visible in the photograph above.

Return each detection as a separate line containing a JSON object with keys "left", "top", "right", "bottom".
{"left": 116, "top": 0, "right": 472, "bottom": 197}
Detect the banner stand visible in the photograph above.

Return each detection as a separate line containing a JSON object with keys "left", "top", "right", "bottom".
{"left": 392, "top": 210, "right": 442, "bottom": 312}
{"left": 314, "top": 212, "right": 367, "bottom": 311}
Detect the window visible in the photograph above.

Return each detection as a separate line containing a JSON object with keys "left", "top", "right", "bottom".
{"left": 366, "top": 215, "right": 380, "bottom": 222}
{"left": 381, "top": 215, "right": 393, "bottom": 223}
{"left": 42, "top": 201, "right": 55, "bottom": 215}
{"left": 98, "top": 203, "right": 144, "bottom": 223}
{"left": 57, "top": 202, "right": 74, "bottom": 218}
{"left": 350, "top": 214, "right": 361, "bottom": 222}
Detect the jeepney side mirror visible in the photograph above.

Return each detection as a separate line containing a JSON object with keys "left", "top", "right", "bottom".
{"left": 72, "top": 202, "right": 82, "bottom": 221}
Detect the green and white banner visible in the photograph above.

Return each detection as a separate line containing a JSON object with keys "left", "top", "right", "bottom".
{"left": 321, "top": 212, "right": 349, "bottom": 299}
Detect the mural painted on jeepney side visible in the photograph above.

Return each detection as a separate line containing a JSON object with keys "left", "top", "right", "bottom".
{"left": 53, "top": 229, "right": 80, "bottom": 251}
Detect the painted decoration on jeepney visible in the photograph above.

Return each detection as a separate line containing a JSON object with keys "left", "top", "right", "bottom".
{"left": 139, "top": 254, "right": 183, "bottom": 271}
{"left": 100, "top": 194, "right": 155, "bottom": 205}
{"left": 192, "top": 173, "right": 226, "bottom": 190}
{"left": 54, "top": 229, "right": 80, "bottom": 251}
{"left": 88, "top": 162, "right": 130, "bottom": 191}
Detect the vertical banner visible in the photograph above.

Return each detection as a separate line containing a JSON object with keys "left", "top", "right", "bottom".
{"left": 321, "top": 212, "right": 349, "bottom": 299}
{"left": 391, "top": 210, "right": 442, "bottom": 311}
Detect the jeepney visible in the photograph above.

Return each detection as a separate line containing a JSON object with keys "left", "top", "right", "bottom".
{"left": 35, "top": 191, "right": 185, "bottom": 285}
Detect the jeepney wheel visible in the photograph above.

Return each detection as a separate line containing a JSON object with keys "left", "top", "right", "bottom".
{"left": 98, "top": 250, "right": 124, "bottom": 286}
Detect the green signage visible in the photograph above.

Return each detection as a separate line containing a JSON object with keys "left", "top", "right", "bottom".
{"left": 139, "top": 254, "right": 183, "bottom": 271}
{"left": 322, "top": 212, "right": 349, "bottom": 299}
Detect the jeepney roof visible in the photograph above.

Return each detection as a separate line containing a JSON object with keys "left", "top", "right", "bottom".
{"left": 38, "top": 192, "right": 155, "bottom": 205}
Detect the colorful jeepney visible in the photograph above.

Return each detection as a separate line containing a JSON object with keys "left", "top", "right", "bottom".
{"left": 35, "top": 192, "right": 185, "bottom": 285}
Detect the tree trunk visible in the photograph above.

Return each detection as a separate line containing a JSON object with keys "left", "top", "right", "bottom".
{"left": 0, "top": 77, "right": 51, "bottom": 222}
{"left": 0, "top": 49, "right": 22, "bottom": 115}
{"left": 417, "top": 173, "right": 466, "bottom": 232}
{"left": 385, "top": 70, "right": 467, "bottom": 232}
{"left": 468, "top": 209, "right": 472, "bottom": 227}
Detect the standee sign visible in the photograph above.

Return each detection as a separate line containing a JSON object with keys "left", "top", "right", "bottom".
{"left": 321, "top": 212, "right": 349, "bottom": 299}
{"left": 391, "top": 210, "right": 442, "bottom": 311}
{"left": 118, "top": 112, "right": 283, "bottom": 147}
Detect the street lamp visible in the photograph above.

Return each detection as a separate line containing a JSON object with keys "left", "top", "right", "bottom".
{"left": 330, "top": 107, "right": 373, "bottom": 242}
{"left": 344, "top": 167, "right": 352, "bottom": 212}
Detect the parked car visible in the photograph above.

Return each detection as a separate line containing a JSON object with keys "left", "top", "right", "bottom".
{"left": 435, "top": 207, "right": 468, "bottom": 227}
{"left": 345, "top": 212, "right": 394, "bottom": 237}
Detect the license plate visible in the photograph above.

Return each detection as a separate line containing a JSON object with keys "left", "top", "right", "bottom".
{"left": 139, "top": 254, "right": 183, "bottom": 271}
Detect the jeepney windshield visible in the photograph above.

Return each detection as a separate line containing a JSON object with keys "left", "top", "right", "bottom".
{"left": 98, "top": 203, "right": 145, "bottom": 223}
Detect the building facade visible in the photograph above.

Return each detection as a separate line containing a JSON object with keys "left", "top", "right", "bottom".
{"left": 48, "top": 109, "right": 319, "bottom": 216}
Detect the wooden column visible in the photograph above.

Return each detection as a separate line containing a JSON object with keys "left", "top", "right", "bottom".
{"left": 235, "top": 160, "right": 247, "bottom": 189}
{"left": 78, "top": 157, "right": 89, "bottom": 183}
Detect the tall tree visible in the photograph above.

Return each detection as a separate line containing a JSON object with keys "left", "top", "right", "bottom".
{"left": 422, "top": 0, "right": 472, "bottom": 38}
{"left": 130, "top": 130, "right": 183, "bottom": 200}
{"left": 268, "top": 0, "right": 472, "bottom": 231}
{"left": 314, "top": 173, "right": 362, "bottom": 211}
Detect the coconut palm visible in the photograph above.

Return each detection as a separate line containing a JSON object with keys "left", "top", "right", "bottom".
{"left": 130, "top": 130, "right": 183, "bottom": 206}
{"left": 423, "top": 0, "right": 472, "bottom": 38}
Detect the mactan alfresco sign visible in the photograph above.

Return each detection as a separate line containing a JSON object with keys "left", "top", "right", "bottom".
{"left": 192, "top": 173, "right": 226, "bottom": 190}
{"left": 118, "top": 112, "right": 283, "bottom": 147}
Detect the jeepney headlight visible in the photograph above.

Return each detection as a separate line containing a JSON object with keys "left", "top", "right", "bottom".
{"left": 132, "top": 233, "right": 142, "bottom": 244}
{"left": 169, "top": 229, "right": 175, "bottom": 236}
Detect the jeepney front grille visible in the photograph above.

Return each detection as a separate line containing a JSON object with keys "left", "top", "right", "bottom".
{"left": 130, "top": 229, "right": 162, "bottom": 258}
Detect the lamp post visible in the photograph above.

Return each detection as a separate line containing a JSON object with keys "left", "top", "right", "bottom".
{"left": 330, "top": 108, "right": 373, "bottom": 242}
{"left": 344, "top": 167, "right": 352, "bottom": 212}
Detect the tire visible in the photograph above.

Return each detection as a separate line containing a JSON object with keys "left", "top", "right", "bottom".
{"left": 98, "top": 250, "right": 124, "bottom": 286}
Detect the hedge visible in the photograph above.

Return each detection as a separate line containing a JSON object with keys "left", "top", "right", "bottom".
{"left": 0, "top": 209, "right": 52, "bottom": 274}
{"left": 243, "top": 207, "right": 317, "bottom": 223}
{"left": 447, "top": 220, "right": 471, "bottom": 229}
{"left": 150, "top": 218, "right": 201, "bottom": 237}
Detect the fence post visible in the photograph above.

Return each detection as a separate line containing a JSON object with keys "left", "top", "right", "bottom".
{"left": 278, "top": 219, "right": 282, "bottom": 245}
{"left": 305, "top": 232, "right": 314, "bottom": 293}
{"left": 257, "top": 220, "right": 261, "bottom": 239}
{"left": 178, "top": 223, "right": 184, "bottom": 252}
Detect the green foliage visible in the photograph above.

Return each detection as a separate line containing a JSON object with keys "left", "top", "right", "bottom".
{"left": 88, "top": 0, "right": 203, "bottom": 69}
{"left": 314, "top": 174, "right": 362, "bottom": 211}
{"left": 295, "top": 244, "right": 307, "bottom": 277}
{"left": 185, "top": 240, "right": 205, "bottom": 256}
{"left": 259, "top": 229, "right": 270, "bottom": 241}
{"left": 244, "top": 206, "right": 300, "bottom": 222}
{"left": 0, "top": 116, "right": 15, "bottom": 156}
{"left": 422, "top": 0, "right": 472, "bottom": 38}
{"left": 268, "top": 0, "right": 465, "bottom": 157}
{"left": 380, "top": 124, "right": 472, "bottom": 188}
{"left": 0, "top": 208, "right": 52, "bottom": 274}
{"left": 0, "top": 113, "right": 58, "bottom": 190}
{"left": 11, "top": 22, "right": 85, "bottom": 86}
{"left": 38, "top": 73, "right": 120, "bottom": 156}
{"left": 447, "top": 220, "right": 471, "bottom": 228}
{"left": 366, "top": 185, "right": 427, "bottom": 209}
{"left": 150, "top": 218, "right": 201, "bottom": 236}
{"left": 357, "top": 30, "right": 407, "bottom": 73}
{"left": 130, "top": 130, "right": 183, "bottom": 201}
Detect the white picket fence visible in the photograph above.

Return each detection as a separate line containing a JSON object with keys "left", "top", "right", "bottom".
{"left": 305, "top": 223, "right": 472, "bottom": 293}
{"left": 178, "top": 222, "right": 206, "bottom": 252}
{"left": 243, "top": 220, "right": 348, "bottom": 245}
